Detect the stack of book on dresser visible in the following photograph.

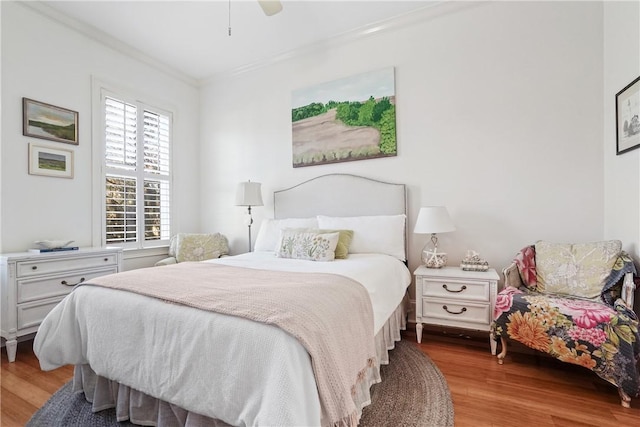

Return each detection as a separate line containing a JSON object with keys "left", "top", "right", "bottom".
{"left": 28, "top": 246, "right": 79, "bottom": 254}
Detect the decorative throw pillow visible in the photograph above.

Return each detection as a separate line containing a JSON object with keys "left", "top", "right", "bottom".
{"left": 514, "top": 245, "right": 537, "bottom": 290}
{"left": 276, "top": 230, "right": 340, "bottom": 262}
{"left": 535, "top": 240, "right": 622, "bottom": 299}
{"left": 284, "top": 228, "right": 354, "bottom": 259}
{"left": 175, "top": 233, "right": 229, "bottom": 263}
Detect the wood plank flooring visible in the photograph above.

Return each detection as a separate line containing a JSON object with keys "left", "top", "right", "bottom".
{"left": 2, "top": 329, "right": 639, "bottom": 426}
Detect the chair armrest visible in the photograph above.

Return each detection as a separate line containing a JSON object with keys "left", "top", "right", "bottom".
{"left": 503, "top": 262, "right": 524, "bottom": 289}
{"left": 622, "top": 272, "right": 636, "bottom": 308}
{"left": 155, "top": 257, "right": 177, "bottom": 267}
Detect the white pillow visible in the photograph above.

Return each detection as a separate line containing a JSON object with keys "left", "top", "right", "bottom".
{"left": 276, "top": 229, "right": 340, "bottom": 262}
{"left": 254, "top": 217, "right": 319, "bottom": 252}
{"left": 317, "top": 214, "right": 406, "bottom": 261}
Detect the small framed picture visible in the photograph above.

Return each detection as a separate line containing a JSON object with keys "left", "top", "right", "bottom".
{"left": 23, "top": 98, "right": 78, "bottom": 145}
{"left": 616, "top": 75, "right": 640, "bottom": 155}
{"left": 28, "top": 143, "right": 74, "bottom": 179}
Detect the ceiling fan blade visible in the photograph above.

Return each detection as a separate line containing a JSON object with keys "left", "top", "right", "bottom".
{"left": 258, "top": 0, "right": 283, "bottom": 16}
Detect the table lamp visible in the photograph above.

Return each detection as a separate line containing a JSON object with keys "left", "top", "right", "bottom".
{"left": 413, "top": 206, "right": 456, "bottom": 268}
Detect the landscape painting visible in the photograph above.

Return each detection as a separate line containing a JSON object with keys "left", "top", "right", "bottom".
{"left": 291, "top": 67, "right": 397, "bottom": 167}
{"left": 28, "top": 143, "right": 74, "bottom": 178}
{"left": 23, "top": 98, "right": 78, "bottom": 144}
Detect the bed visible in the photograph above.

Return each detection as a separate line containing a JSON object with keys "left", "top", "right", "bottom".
{"left": 33, "top": 173, "right": 411, "bottom": 427}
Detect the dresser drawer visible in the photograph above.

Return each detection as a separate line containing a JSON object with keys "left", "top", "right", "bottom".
{"left": 421, "top": 298, "right": 490, "bottom": 326}
{"left": 16, "top": 254, "right": 118, "bottom": 278}
{"left": 17, "top": 266, "right": 117, "bottom": 303}
{"left": 17, "top": 297, "right": 65, "bottom": 330}
{"left": 422, "top": 278, "right": 490, "bottom": 302}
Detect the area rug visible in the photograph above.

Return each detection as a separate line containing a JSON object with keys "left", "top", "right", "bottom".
{"left": 28, "top": 340, "right": 454, "bottom": 427}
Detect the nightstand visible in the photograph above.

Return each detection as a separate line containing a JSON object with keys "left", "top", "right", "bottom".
{"left": 414, "top": 265, "right": 499, "bottom": 354}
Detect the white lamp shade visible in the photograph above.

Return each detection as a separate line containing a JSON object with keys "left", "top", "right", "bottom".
{"left": 235, "top": 181, "right": 264, "bottom": 207}
{"left": 413, "top": 206, "right": 456, "bottom": 234}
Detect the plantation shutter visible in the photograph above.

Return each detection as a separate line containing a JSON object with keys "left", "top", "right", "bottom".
{"left": 104, "top": 94, "right": 171, "bottom": 247}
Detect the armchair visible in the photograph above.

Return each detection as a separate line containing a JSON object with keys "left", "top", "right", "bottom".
{"left": 155, "top": 233, "right": 229, "bottom": 266}
{"left": 491, "top": 240, "right": 639, "bottom": 407}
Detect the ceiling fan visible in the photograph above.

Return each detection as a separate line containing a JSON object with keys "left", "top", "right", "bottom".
{"left": 228, "top": 0, "right": 282, "bottom": 36}
{"left": 258, "top": 0, "right": 283, "bottom": 16}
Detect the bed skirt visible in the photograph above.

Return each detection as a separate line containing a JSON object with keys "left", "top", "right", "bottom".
{"left": 72, "top": 296, "right": 408, "bottom": 427}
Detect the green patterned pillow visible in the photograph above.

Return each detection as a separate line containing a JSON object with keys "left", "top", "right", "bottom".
{"left": 175, "top": 233, "right": 229, "bottom": 262}
{"left": 276, "top": 230, "right": 340, "bottom": 262}
{"left": 283, "top": 228, "right": 353, "bottom": 259}
{"left": 535, "top": 240, "right": 622, "bottom": 299}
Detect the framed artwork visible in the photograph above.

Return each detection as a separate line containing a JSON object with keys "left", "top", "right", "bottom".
{"left": 28, "top": 143, "right": 74, "bottom": 179}
{"left": 291, "top": 67, "right": 397, "bottom": 167}
{"left": 23, "top": 98, "right": 78, "bottom": 145}
{"left": 615, "top": 75, "right": 640, "bottom": 155}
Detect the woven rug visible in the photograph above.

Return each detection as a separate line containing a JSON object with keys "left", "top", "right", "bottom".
{"left": 28, "top": 340, "right": 453, "bottom": 427}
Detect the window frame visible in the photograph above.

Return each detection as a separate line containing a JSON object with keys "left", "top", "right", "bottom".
{"left": 92, "top": 79, "right": 173, "bottom": 250}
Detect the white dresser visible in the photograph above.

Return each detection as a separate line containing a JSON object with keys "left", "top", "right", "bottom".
{"left": 1, "top": 247, "right": 122, "bottom": 362}
{"left": 414, "top": 265, "right": 499, "bottom": 354}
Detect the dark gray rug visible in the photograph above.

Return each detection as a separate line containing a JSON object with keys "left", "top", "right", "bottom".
{"left": 28, "top": 340, "right": 453, "bottom": 426}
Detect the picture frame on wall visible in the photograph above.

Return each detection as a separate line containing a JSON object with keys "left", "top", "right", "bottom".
{"left": 616, "top": 75, "right": 640, "bottom": 155}
{"left": 23, "top": 98, "right": 79, "bottom": 145}
{"left": 28, "top": 143, "right": 74, "bottom": 179}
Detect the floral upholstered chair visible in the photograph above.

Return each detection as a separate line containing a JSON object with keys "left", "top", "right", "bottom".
{"left": 155, "top": 233, "right": 229, "bottom": 266}
{"left": 491, "top": 240, "right": 639, "bottom": 407}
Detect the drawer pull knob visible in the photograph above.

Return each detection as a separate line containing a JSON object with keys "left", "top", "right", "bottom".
{"left": 443, "top": 284, "right": 466, "bottom": 293}
{"left": 32, "top": 266, "right": 38, "bottom": 270}
{"left": 443, "top": 305, "right": 467, "bottom": 315}
{"left": 104, "top": 258, "right": 109, "bottom": 261}
{"left": 61, "top": 277, "right": 85, "bottom": 286}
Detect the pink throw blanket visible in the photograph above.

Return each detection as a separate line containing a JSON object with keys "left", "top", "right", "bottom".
{"left": 83, "top": 262, "right": 377, "bottom": 427}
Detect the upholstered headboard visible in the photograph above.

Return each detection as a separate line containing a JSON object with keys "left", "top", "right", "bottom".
{"left": 273, "top": 174, "right": 406, "bottom": 219}
{"left": 273, "top": 174, "right": 407, "bottom": 258}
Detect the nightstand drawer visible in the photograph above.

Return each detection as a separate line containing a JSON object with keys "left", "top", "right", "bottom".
{"left": 422, "top": 278, "right": 490, "bottom": 302}
{"left": 422, "top": 298, "right": 490, "bottom": 325}
{"left": 17, "top": 254, "right": 118, "bottom": 277}
{"left": 17, "top": 266, "right": 117, "bottom": 303}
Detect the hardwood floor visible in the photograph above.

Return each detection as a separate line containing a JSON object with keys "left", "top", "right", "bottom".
{"left": 2, "top": 330, "right": 639, "bottom": 426}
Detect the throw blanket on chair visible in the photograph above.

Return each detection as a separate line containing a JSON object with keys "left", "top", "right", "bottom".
{"left": 83, "top": 262, "right": 377, "bottom": 427}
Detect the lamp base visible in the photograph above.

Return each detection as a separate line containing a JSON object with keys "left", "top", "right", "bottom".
{"left": 422, "top": 249, "right": 447, "bottom": 268}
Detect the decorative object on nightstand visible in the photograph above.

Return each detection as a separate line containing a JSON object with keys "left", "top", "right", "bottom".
{"left": 413, "top": 206, "right": 456, "bottom": 268}
{"left": 414, "top": 265, "right": 499, "bottom": 354}
{"left": 461, "top": 250, "right": 489, "bottom": 271}
{"left": 235, "top": 180, "right": 264, "bottom": 252}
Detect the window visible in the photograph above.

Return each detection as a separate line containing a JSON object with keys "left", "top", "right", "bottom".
{"left": 101, "top": 91, "right": 172, "bottom": 248}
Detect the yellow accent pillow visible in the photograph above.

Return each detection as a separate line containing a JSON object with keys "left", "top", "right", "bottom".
{"left": 318, "top": 229, "right": 354, "bottom": 259}
{"left": 535, "top": 240, "right": 622, "bottom": 299}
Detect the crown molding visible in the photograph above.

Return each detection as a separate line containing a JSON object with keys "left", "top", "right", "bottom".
{"left": 20, "top": 1, "right": 199, "bottom": 88}
{"left": 19, "top": 0, "right": 484, "bottom": 89}
{"left": 201, "top": 1, "right": 484, "bottom": 86}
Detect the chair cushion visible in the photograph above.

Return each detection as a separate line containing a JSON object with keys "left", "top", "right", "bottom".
{"left": 535, "top": 240, "right": 622, "bottom": 299}
{"left": 175, "top": 233, "right": 229, "bottom": 262}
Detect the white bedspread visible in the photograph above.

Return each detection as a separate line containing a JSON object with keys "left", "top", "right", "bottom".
{"left": 33, "top": 253, "right": 410, "bottom": 426}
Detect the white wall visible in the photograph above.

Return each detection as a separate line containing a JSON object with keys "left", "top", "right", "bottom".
{"left": 0, "top": 2, "right": 201, "bottom": 262}
{"left": 603, "top": 1, "right": 640, "bottom": 259}
{"left": 200, "top": 1, "right": 606, "bottom": 282}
